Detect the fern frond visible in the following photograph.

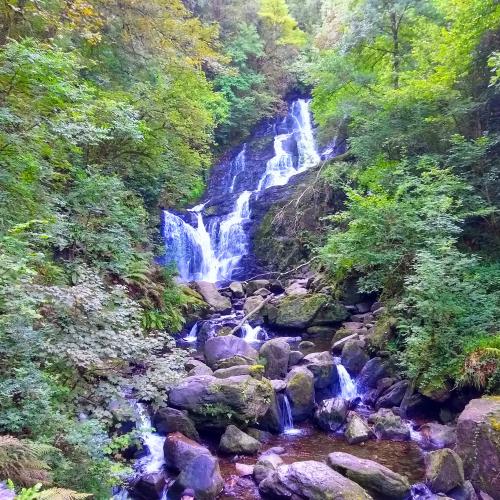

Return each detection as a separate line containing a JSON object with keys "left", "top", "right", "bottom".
{"left": 37, "top": 487, "right": 93, "bottom": 499}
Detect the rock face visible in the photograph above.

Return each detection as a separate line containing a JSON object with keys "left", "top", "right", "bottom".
{"left": 175, "top": 453, "right": 224, "bottom": 500}
{"left": 204, "top": 335, "right": 258, "bottom": 368}
{"left": 274, "top": 293, "right": 327, "bottom": 329}
{"left": 285, "top": 367, "right": 315, "bottom": 421}
{"left": 425, "top": 448, "right": 464, "bottom": 493}
{"left": 341, "top": 339, "right": 369, "bottom": 375}
{"left": 315, "top": 397, "right": 349, "bottom": 432}
{"left": 455, "top": 398, "right": 500, "bottom": 497}
{"left": 369, "top": 409, "right": 410, "bottom": 441}
{"left": 163, "top": 432, "right": 211, "bottom": 471}
{"left": 259, "top": 338, "right": 291, "bottom": 379}
{"left": 219, "top": 425, "right": 261, "bottom": 455}
{"left": 168, "top": 375, "right": 273, "bottom": 428}
{"left": 345, "top": 412, "right": 374, "bottom": 444}
{"left": 303, "top": 351, "right": 337, "bottom": 389}
{"left": 193, "top": 281, "right": 232, "bottom": 314}
{"left": 152, "top": 407, "right": 199, "bottom": 442}
{"left": 259, "top": 460, "right": 373, "bottom": 499}
{"left": 327, "top": 452, "right": 410, "bottom": 499}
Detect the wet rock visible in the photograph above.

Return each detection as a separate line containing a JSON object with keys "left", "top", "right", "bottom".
{"left": 455, "top": 397, "right": 500, "bottom": 498}
{"left": 303, "top": 351, "right": 337, "bottom": 389}
{"left": 298, "top": 340, "right": 315, "bottom": 350}
{"left": 306, "top": 325, "right": 336, "bottom": 337}
{"left": 152, "top": 407, "right": 199, "bottom": 441}
{"left": 219, "top": 425, "right": 261, "bottom": 455}
{"left": 229, "top": 281, "right": 245, "bottom": 298}
{"left": 235, "top": 463, "right": 254, "bottom": 477}
{"left": 243, "top": 295, "right": 265, "bottom": 323}
{"left": 357, "top": 357, "right": 389, "bottom": 390}
{"left": 345, "top": 412, "right": 374, "bottom": 444}
{"left": 188, "top": 363, "right": 213, "bottom": 377}
{"left": 288, "top": 350, "right": 304, "bottom": 367}
{"left": 163, "top": 432, "right": 211, "bottom": 471}
{"left": 175, "top": 453, "right": 224, "bottom": 500}
{"left": 285, "top": 367, "right": 315, "bottom": 421}
{"left": 274, "top": 293, "right": 327, "bottom": 328}
{"left": 426, "top": 448, "right": 464, "bottom": 493}
{"left": 269, "top": 280, "right": 285, "bottom": 294}
{"left": 246, "top": 428, "right": 272, "bottom": 443}
{"left": 270, "top": 379, "right": 287, "bottom": 392}
{"left": 448, "top": 481, "right": 478, "bottom": 500}
{"left": 245, "top": 279, "right": 270, "bottom": 296}
{"left": 168, "top": 375, "right": 273, "bottom": 429}
{"left": 259, "top": 460, "right": 373, "bottom": 499}
{"left": 130, "top": 472, "right": 166, "bottom": 500}
{"left": 419, "top": 422, "right": 456, "bottom": 449}
{"left": 327, "top": 451, "right": 410, "bottom": 499}
{"left": 204, "top": 335, "right": 258, "bottom": 368}
{"left": 369, "top": 408, "right": 410, "bottom": 441}
{"left": 193, "top": 281, "right": 232, "bottom": 314}
{"left": 331, "top": 329, "right": 359, "bottom": 350}
{"left": 311, "top": 300, "right": 350, "bottom": 326}
{"left": 259, "top": 338, "right": 290, "bottom": 379}
{"left": 215, "top": 355, "right": 256, "bottom": 369}
{"left": 376, "top": 380, "right": 409, "bottom": 409}
{"left": 258, "top": 387, "right": 282, "bottom": 433}
{"left": 341, "top": 339, "right": 369, "bottom": 376}
{"left": 419, "top": 382, "right": 452, "bottom": 403}
{"left": 410, "top": 483, "right": 453, "bottom": 500}
{"left": 212, "top": 365, "right": 251, "bottom": 378}
{"left": 253, "top": 453, "right": 284, "bottom": 484}
{"left": 314, "top": 397, "right": 349, "bottom": 431}
{"left": 254, "top": 287, "right": 272, "bottom": 298}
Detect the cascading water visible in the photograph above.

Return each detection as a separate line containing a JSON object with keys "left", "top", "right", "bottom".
{"left": 241, "top": 322, "right": 264, "bottom": 342}
{"left": 334, "top": 357, "right": 358, "bottom": 400}
{"left": 162, "top": 98, "right": 320, "bottom": 282}
{"left": 183, "top": 322, "right": 198, "bottom": 343}
{"left": 281, "top": 395, "right": 301, "bottom": 435}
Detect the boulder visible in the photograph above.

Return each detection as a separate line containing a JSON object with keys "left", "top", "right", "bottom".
{"left": 204, "top": 335, "right": 258, "bottom": 368}
{"left": 303, "top": 351, "right": 337, "bottom": 389}
{"left": 376, "top": 380, "right": 409, "bottom": 409}
{"left": 254, "top": 287, "right": 272, "bottom": 297}
{"left": 341, "top": 339, "right": 369, "bottom": 376}
{"left": 235, "top": 463, "right": 254, "bottom": 477}
{"left": 253, "top": 453, "right": 284, "bottom": 484}
{"left": 130, "top": 472, "right": 165, "bottom": 500}
{"left": 345, "top": 412, "right": 374, "bottom": 444}
{"left": 270, "top": 379, "right": 287, "bottom": 392}
{"left": 357, "top": 357, "right": 389, "bottom": 390}
{"left": 448, "top": 481, "right": 478, "bottom": 500}
{"left": 188, "top": 363, "right": 213, "bottom": 377}
{"left": 212, "top": 365, "right": 251, "bottom": 378}
{"left": 175, "top": 453, "right": 224, "bottom": 500}
{"left": 229, "top": 281, "right": 244, "bottom": 298}
{"left": 369, "top": 409, "right": 410, "bottom": 441}
{"left": 168, "top": 375, "right": 273, "bottom": 429}
{"left": 193, "top": 281, "right": 232, "bottom": 314}
{"left": 311, "top": 301, "right": 350, "bottom": 326}
{"left": 245, "top": 279, "right": 270, "bottom": 295}
{"left": 315, "top": 397, "right": 349, "bottom": 431}
{"left": 258, "top": 389, "right": 282, "bottom": 433}
{"left": 285, "top": 282, "right": 309, "bottom": 296}
{"left": 259, "top": 338, "right": 290, "bottom": 380}
{"left": 163, "top": 432, "right": 211, "bottom": 471}
{"left": 219, "top": 425, "right": 261, "bottom": 455}
{"left": 246, "top": 428, "right": 272, "bottom": 443}
{"left": 259, "top": 461, "right": 373, "bottom": 499}
{"left": 274, "top": 293, "right": 327, "bottom": 329}
{"left": 152, "top": 407, "right": 199, "bottom": 441}
{"left": 243, "top": 295, "right": 265, "bottom": 323}
{"left": 285, "top": 367, "right": 315, "bottom": 421}
{"left": 456, "top": 398, "right": 500, "bottom": 498}
{"left": 306, "top": 326, "right": 336, "bottom": 337}
{"left": 327, "top": 452, "right": 410, "bottom": 499}
{"left": 426, "top": 448, "right": 464, "bottom": 493}
{"left": 298, "top": 340, "right": 315, "bottom": 350}
{"left": 269, "top": 280, "right": 285, "bottom": 294}
{"left": 288, "top": 350, "right": 304, "bottom": 367}
{"left": 419, "top": 422, "right": 456, "bottom": 449}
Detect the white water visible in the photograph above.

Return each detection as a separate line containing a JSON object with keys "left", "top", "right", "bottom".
{"left": 334, "top": 358, "right": 358, "bottom": 400}
{"left": 282, "top": 395, "right": 301, "bottom": 435}
{"left": 162, "top": 98, "right": 320, "bottom": 283}
{"left": 183, "top": 322, "right": 198, "bottom": 343}
{"left": 241, "top": 322, "right": 264, "bottom": 342}
{"left": 135, "top": 403, "right": 165, "bottom": 474}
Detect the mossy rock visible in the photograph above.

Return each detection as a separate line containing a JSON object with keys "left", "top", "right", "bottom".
{"left": 274, "top": 293, "right": 327, "bottom": 329}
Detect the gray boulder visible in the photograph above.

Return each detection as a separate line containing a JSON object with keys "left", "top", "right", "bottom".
{"left": 229, "top": 281, "right": 244, "bottom": 298}
{"left": 285, "top": 367, "right": 315, "bottom": 421}
{"left": 245, "top": 279, "right": 270, "bottom": 296}
{"left": 259, "top": 461, "right": 373, "bottom": 499}
{"left": 163, "top": 432, "right": 211, "bottom": 471}
{"left": 274, "top": 293, "right": 327, "bottom": 329}
{"left": 219, "top": 425, "right": 261, "bottom": 455}
{"left": 260, "top": 338, "right": 290, "bottom": 379}
{"left": 204, "top": 335, "right": 258, "bottom": 368}
{"left": 341, "top": 339, "right": 369, "bottom": 375}
{"left": 152, "top": 407, "right": 199, "bottom": 441}
{"left": 369, "top": 409, "right": 410, "bottom": 441}
{"left": 311, "top": 301, "right": 350, "bottom": 326}
{"left": 345, "top": 412, "right": 374, "bottom": 444}
{"left": 193, "top": 281, "right": 231, "bottom": 314}
{"left": 188, "top": 363, "right": 213, "bottom": 377}
{"left": 426, "top": 448, "right": 464, "bottom": 493}
{"left": 288, "top": 350, "right": 304, "bottom": 367}
{"left": 314, "top": 397, "right": 349, "bottom": 432}
{"left": 448, "top": 481, "right": 478, "bottom": 500}
{"left": 175, "top": 453, "right": 224, "bottom": 500}
{"left": 212, "top": 365, "right": 251, "bottom": 378}
{"left": 419, "top": 422, "right": 456, "bottom": 449}
{"left": 376, "top": 380, "right": 409, "bottom": 409}
{"left": 327, "top": 452, "right": 410, "bottom": 499}
{"left": 303, "top": 351, "right": 337, "bottom": 389}
{"left": 357, "top": 357, "right": 389, "bottom": 389}
{"left": 253, "top": 453, "right": 284, "bottom": 484}
{"left": 243, "top": 295, "right": 265, "bottom": 323}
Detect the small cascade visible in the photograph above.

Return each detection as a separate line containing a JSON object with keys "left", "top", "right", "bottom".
{"left": 241, "top": 322, "right": 264, "bottom": 342}
{"left": 183, "top": 322, "right": 198, "bottom": 343}
{"left": 229, "top": 144, "right": 246, "bottom": 193}
{"left": 334, "top": 357, "right": 358, "bottom": 400}
{"left": 134, "top": 403, "right": 165, "bottom": 475}
{"left": 282, "top": 395, "right": 301, "bottom": 435}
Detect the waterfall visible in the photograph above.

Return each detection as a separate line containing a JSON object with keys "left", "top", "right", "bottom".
{"left": 334, "top": 357, "right": 358, "bottom": 400}
{"left": 162, "top": 98, "right": 320, "bottom": 283}
{"left": 282, "top": 395, "right": 301, "bottom": 435}
{"left": 241, "top": 322, "right": 264, "bottom": 342}
{"left": 183, "top": 322, "right": 198, "bottom": 343}
{"left": 135, "top": 403, "right": 165, "bottom": 475}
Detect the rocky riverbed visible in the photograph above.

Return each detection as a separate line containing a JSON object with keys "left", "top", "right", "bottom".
{"left": 119, "top": 275, "right": 500, "bottom": 500}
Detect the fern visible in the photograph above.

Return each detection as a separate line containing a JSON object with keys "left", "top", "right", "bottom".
{"left": 37, "top": 487, "right": 93, "bottom": 499}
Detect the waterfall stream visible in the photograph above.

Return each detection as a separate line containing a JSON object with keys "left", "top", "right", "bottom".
{"left": 334, "top": 358, "right": 358, "bottom": 400}
{"left": 162, "top": 98, "right": 320, "bottom": 283}
{"left": 282, "top": 395, "right": 301, "bottom": 436}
